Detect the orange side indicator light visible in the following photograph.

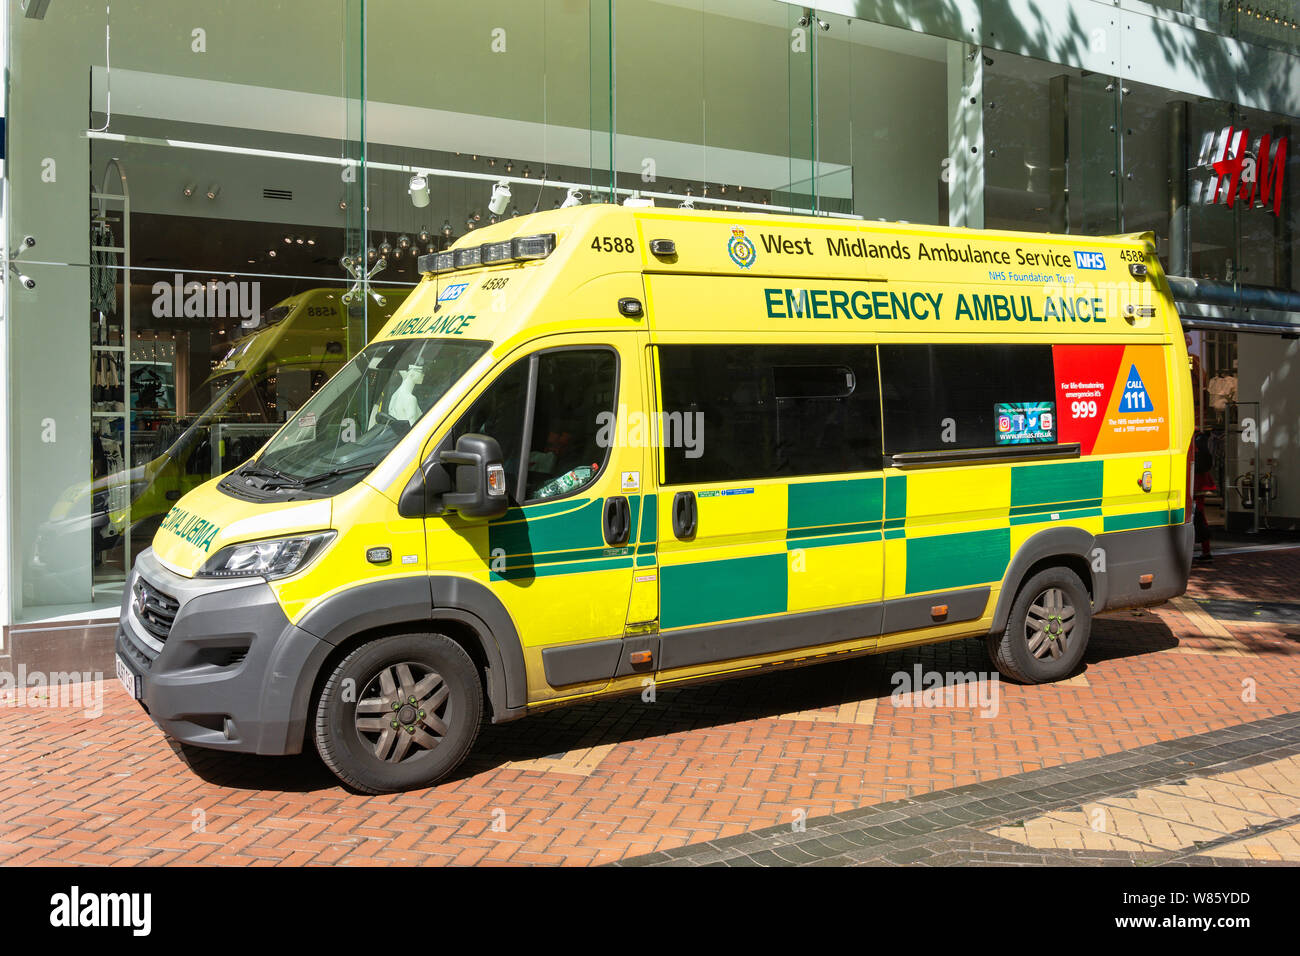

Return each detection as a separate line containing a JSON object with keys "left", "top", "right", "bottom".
{"left": 1139, "top": 573, "right": 1154, "bottom": 586}
{"left": 629, "top": 650, "right": 653, "bottom": 665}
{"left": 930, "top": 604, "right": 949, "bottom": 619}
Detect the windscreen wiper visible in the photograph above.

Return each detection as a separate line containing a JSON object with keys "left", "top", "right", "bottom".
{"left": 236, "top": 462, "right": 301, "bottom": 488}
{"left": 289, "top": 462, "right": 378, "bottom": 488}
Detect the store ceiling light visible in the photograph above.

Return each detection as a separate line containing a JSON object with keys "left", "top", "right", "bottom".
{"left": 488, "top": 180, "right": 512, "bottom": 216}
{"left": 409, "top": 173, "right": 430, "bottom": 208}
{"left": 182, "top": 183, "right": 196, "bottom": 198}
{"left": 206, "top": 183, "right": 221, "bottom": 200}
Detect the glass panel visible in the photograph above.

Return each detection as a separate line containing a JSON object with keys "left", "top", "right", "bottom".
{"left": 982, "top": 50, "right": 1057, "bottom": 232}
{"left": 363, "top": 0, "right": 609, "bottom": 288}
{"left": 786, "top": 2, "right": 816, "bottom": 212}
{"left": 984, "top": 51, "right": 1120, "bottom": 235}
{"left": 6, "top": 0, "right": 364, "bottom": 619}
{"left": 838, "top": 16, "right": 955, "bottom": 224}
{"left": 605, "top": 0, "right": 795, "bottom": 215}
{"left": 1186, "top": 98, "right": 1240, "bottom": 282}
{"left": 1074, "top": 72, "right": 1121, "bottom": 234}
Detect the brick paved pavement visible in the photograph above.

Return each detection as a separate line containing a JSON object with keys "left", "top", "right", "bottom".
{"left": 618, "top": 713, "right": 1300, "bottom": 866}
{"left": 0, "top": 549, "right": 1297, "bottom": 866}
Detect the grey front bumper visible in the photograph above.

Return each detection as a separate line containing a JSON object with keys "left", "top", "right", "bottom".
{"left": 116, "top": 548, "right": 332, "bottom": 755}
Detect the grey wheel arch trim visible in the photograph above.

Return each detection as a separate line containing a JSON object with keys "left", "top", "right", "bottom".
{"left": 990, "top": 526, "right": 1097, "bottom": 634}
{"left": 295, "top": 575, "right": 528, "bottom": 725}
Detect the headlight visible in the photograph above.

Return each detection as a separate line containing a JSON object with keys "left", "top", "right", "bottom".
{"left": 197, "top": 531, "right": 335, "bottom": 579}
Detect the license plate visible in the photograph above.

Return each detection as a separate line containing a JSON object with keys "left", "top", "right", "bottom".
{"left": 115, "top": 654, "right": 141, "bottom": 700}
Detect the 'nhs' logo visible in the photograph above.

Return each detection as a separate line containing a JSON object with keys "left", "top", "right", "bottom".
{"left": 1073, "top": 251, "right": 1106, "bottom": 270}
{"left": 437, "top": 282, "right": 469, "bottom": 302}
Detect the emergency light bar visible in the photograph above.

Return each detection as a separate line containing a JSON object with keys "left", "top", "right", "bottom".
{"left": 419, "top": 233, "right": 556, "bottom": 276}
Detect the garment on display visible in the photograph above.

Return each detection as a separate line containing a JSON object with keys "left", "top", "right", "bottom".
{"left": 1206, "top": 371, "right": 1237, "bottom": 411}
{"left": 90, "top": 220, "right": 118, "bottom": 316}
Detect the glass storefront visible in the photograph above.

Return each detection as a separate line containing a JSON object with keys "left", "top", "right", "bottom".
{"left": 5, "top": 0, "right": 1300, "bottom": 626}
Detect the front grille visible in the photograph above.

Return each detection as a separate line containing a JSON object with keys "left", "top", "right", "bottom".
{"left": 133, "top": 577, "right": 180, "bottom": 642}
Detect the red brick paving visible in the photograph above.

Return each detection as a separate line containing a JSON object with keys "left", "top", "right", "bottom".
{"left": 0, "top": 549, "right": 1297, "bottom": 866}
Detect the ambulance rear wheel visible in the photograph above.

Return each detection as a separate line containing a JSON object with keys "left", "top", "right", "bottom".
{"left": 314, "top": 632, "right": 483, "bottom": 794}
{"left": 988, "top": 566, "right": 1091, "bottom": 684}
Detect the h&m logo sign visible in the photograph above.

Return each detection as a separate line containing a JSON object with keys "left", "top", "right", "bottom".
{"left": 1200, "top": 126, "right": 1287, "bottom": 216}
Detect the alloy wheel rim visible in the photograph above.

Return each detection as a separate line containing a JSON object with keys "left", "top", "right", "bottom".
{"left": 354, "top": 661, "right": 452, "bottom": 763}
{"left": 1025, "top": 587, "right": 1075, "bottom": 660}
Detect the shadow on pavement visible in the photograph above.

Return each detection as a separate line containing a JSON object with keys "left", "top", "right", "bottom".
{"left": 167, "top": 613, "right": 1191, "bottom": 795}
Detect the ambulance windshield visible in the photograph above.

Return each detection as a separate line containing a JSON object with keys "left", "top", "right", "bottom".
{"left": 235, "top": 337, "right": 489, "bottom": 494}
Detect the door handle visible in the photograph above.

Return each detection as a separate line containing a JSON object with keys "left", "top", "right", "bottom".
{"left": 603, "top": 495, "right": 630, "bottom": 545}
{"left": 672, "top": 490, "right": 697, "bottom": 539}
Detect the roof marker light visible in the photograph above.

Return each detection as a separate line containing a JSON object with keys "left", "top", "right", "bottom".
{"left": 418, "top": 233, "right": 557, "bottom": 276}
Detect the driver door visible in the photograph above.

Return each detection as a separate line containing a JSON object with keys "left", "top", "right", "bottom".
{"left": 422, "top": 333, "right": 651, "bottom": 704}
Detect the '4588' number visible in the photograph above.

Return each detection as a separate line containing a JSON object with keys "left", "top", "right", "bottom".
{"left": 591, "top": 236, "right": 635, "bottom": 253}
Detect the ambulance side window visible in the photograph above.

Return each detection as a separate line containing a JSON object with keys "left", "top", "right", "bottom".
{"left": 657, "top": 344, "right": 883, "bottom": 484}
{"left": 448, "top": 347, "right": 618, "bottom": 504}
{"left": 449, "top": 360, "right": 531, "bottom": 503}
{"left": 523, "top": 349, "right": 617, "bottom": 501}
{"left": 879, "top": 344, "right": 1056, "bottom": 453}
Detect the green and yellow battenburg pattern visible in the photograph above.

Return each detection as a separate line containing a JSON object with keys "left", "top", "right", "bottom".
{"left": 145, "top": 202, "right": 1191, "bottom": 714}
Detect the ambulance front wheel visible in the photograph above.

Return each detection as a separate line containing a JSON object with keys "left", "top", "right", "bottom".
{"left": 988, "top": 566, "right": 1091, "bottom": 684}
{"left": 314, "top": 632, "right": 484, "bottom": 794}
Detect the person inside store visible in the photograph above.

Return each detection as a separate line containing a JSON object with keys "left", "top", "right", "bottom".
{"left": 1193, "top": 428, "right": 1216, "bottom": 563}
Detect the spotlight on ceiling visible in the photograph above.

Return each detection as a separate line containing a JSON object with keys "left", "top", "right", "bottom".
{"left": 408, "top": 173, "right": 430, "bottom": 208}
{"left": 488, "top": 180, "right": 512, "bottom": 216}
{"left": 182, "top": 183, "right": 196, "bottom": 198}
{"left": 206, "top": 183, "right": 221, "bottom": 200}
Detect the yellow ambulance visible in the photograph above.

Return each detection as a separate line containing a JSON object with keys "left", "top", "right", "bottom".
{"left": 117, "top": 205, "right": 1194, "bottom": 793}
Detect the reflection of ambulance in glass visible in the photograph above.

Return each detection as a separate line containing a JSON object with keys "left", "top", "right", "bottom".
{"left": 29, "top": 289, "right": 408, "bottom": 603}
{"left": 114, "top": 206, "right": 1195, "bottom": 794}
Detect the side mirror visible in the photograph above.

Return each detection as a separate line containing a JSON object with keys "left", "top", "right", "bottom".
{"left": 440, "top": 433, "right": 508, "bottom": 520}
{"left": 397, "top": 454, "right": 450, "bottom": 518}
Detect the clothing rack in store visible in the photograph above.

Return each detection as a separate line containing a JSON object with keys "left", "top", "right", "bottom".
{"left": 90, "top": 157, "right": 132, "bottom": 561}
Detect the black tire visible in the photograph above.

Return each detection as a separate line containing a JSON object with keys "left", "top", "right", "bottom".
{"left": 987, "top": 567, "right": 1091, "bottom": 684}
{"left": 314, "top": 632, "right": 483, "bottom": 794}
